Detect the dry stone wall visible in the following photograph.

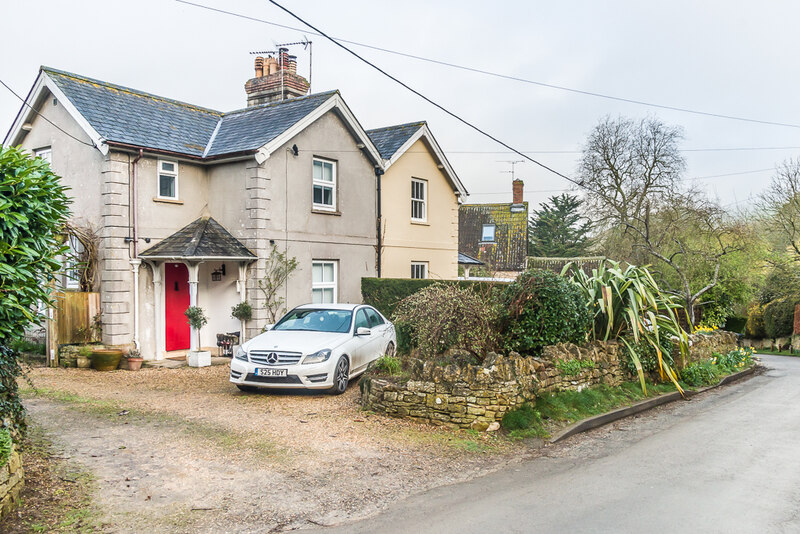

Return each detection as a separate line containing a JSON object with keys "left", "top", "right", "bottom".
{"left": 0, "top": 447, "right": 23, "bottom": 519}
{"left": 362, "top": 332, "right": 737, "bottom": 430}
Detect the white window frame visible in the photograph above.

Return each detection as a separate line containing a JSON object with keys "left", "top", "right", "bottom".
{"left": 411, "top": 178, "right": 427, "bottom": 222}
{"left": 411, "top": 261, "right": 428, "bottom": 280}
{"left": 157, "top": 160, "right": 179, "bottom": 200}
{"left": 312, "top": 157, "right": 337, "bottom": 212}
{"left": 35, "top": 147, "right": 52, "bottom": 164}
{"left": 481, "top": 224, "right": 496, "bottom": 242}
{"left": 312, "top": 260, "right": 338, "bottom": 303}
{"left": 63, "top": 235, "right": 83, "bottom": 290}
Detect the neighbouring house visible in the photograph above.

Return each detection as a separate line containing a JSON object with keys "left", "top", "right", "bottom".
{"left": 4, "top": 59, "right": 385, "bottom": 359}
{"left": 4, "top": 57, "right": 467, "bottom": 360}
{"left": 458, "top": 179, "right": 528, "bottom": 275}
{"left": 367, "top": 121, "right": 467, "bottom": 280}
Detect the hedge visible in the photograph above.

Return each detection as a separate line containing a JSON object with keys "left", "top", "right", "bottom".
{"left": 361, "top": 277, "right": 506, "bottom": 319}
{"left": 763, "top": 298, "right": 795, "bottom": 338}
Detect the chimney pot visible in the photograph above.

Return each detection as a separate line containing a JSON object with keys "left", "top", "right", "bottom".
{"left": 254, "top": 56, "right": 264, "bottom": 78}
{"left": 512, "top": 179, "right": 524, "bottom": 204}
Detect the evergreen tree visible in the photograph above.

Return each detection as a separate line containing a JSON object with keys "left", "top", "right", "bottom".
{"left": 528, "top": 193, "right": 592, "bottom": 257}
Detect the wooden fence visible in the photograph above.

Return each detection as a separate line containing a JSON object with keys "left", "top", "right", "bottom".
{"left": 47, "top": 291, "right": 101, "bottom": 365}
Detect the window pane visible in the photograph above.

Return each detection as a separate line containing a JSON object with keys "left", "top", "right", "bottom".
{"left": 312, "top": 263, "right": 322, "bottom": 283}
{"left": 313, "top": 185, "right": 323, "bottom": 204}
{"left": 312, "top": 288, "right": 323, "bottom": 304}
{"left": 355, "top": 310, "right": 369, "bottom": 329}
{"left": 159, "top": 175, "right": 175, "bottom": 198}
{"left": 323, "top": 263, "right": 334, "bottom": 282}
{"left": 482, "top": 225, "right": 495, "bottom": 241}
{"left": 161, "top": 162, "right": 175, "bottom": 173}
{"left": 313, "top": 160, "right": 322, "bottom": 181}
{"left": 322, "top": 288, "right": 334, "bottom": 303}
{"left": 322, "top": 162, "right": 333, "bottom": 182}
{"left": 322, "top": 187, "right": 333, "bottom": 206}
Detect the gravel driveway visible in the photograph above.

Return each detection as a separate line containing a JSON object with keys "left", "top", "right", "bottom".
{"left": 22, "top": 364, "right": 521, "bottom": 532}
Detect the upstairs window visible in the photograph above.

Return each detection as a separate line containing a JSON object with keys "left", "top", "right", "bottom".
{"left": 313, "top": 158, "right": 336, "bottom": 211}
{"left": 411, "top": 178, "right": 427, "bottom": 222}
{"left": 158, "top": 160, "right": 178, "bottom": 199}
{"left": 411, "top": 261, "right": 428, "bottom": 279}
{"left": 481, "top": 224, "right": 496, "bottom": 242}
{"left": 35, "top": 147, "right": 52, "bottom": 165}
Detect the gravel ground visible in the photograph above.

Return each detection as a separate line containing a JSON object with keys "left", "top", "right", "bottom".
{"left": 21, "top": 364, "right": 524, "bottom": 532}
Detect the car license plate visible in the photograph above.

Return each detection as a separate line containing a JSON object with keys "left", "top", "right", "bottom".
{"left": 256, "top": 368, "right": 287, "bottom": 377}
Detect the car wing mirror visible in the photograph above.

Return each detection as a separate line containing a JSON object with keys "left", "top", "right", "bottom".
{"left": 356, "top": 327, "right": 371, "bottom": 336}
{"left": 264, "top": 324, "right": 275, "bottom": 331}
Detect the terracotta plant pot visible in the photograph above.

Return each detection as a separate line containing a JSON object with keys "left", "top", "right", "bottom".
{"left": 127, "top": 357, "right": 144, "bottom": 371}
{"left": 90, "top": 349, "right": 123, "bottom": 371}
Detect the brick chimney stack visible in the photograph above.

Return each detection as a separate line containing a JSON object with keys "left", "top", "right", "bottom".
{"left": 245, "top": 48, "right": 310, "bottom": 107}
{"left": 512, "top": 179, "right": 524, "bottom": 204}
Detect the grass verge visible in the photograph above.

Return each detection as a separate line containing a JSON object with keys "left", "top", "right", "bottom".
{"left": 0, "top": 424, "right": 101, "bottom": 533}
{"left": 752, "top": 349, "right": 800, "bottom": 357}
{"left": 502, "top": 381, "right": 678, "bottom": 440}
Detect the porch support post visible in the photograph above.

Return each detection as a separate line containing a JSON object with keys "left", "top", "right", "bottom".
{"left": 130, "top": 259, "right": 142, "bottom": 351}
{"left": 147, "top": 261, "right": 164, "bottom": 361}
{"left": 188, "top": 262, "right": 200, "bottom": 351}
{"left": 238, "top": 262, "right": 248, "bottom": 343}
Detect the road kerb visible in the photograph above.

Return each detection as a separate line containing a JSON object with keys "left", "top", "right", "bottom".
{"left": 549, "top": 366, "right": 758, "bottom": 444}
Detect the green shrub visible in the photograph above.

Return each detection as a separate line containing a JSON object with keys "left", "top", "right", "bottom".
{"left": 745, "top": 303, "right": 767, "bottom": 338}
{"left": 763, "top": 298, "right": 795, "bottom": 338}
{"left": 501, "top": 403, "right": 542, "bottom": 431}
{"left": 679, "top": 360, "right": 720, "bottom": 387}
{"left": 723, "top": 315, "right": 747, "bottom": 335}
{"left": 372, "top": 354, "right": 402, "bottom": 375}
{"left": 393, "top": 283, "right": 500, "bottom": 359}
{"left": 500, "top": 269, "right": 590, "bottom": 355}
{"left": 184, "top": 306, "right": 208, "bottom": 330}
{"left": 624, "top": 338, "right": 675, "bottom": 377}
{"left": 361, "top": 277, "right": 503, "bottom": 319}
{"left": 0, "top": 428, "right": 11, "bottom": 468}
{"left": 555, "top": 359, "right": 594, "bottom": 377}
{"left": 714, "top": 347, "right": 755, "bottom": 372}
{"left": 9, "top": 338, "right": 45, "bottom": 355}
{"left": 231, "top": 301, "right": 253, "bottom": 322}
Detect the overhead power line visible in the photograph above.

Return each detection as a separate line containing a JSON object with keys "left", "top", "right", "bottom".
{"left": 264, "top": 0, "right": 579, "bottom": 185}
{"left": 0, "top": 77, "right": 96, "bottom": 148}
{"left": 177, "top": 0, "right": 800, "bottom": 129}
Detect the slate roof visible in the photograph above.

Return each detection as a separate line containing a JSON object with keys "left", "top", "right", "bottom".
{"left": 139, "top": 217, "right": 256, "bottom": 260}
{"left": 41, "top": 67, "right": 337, "bottom": 158}
{"left": 457, "top": 252, "right": 484, "bottom": 265}
{"left": 366, "top": 121, "right": 425, "bottom": 159}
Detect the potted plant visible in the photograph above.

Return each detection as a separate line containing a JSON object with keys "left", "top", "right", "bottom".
{"left": 185, "top": 306, "right": 211, "bottom": 367}
{"left": 76, "top": 345, "right": 93, "bottom": 369}
{"left": 231, "top": 301, "right": 252, "bottom": 343}
{"left": 90, "top": 347, "right": 123, "bottom": 371}
{"left": 126, "top": 348, "right": 144, "bottom": 371}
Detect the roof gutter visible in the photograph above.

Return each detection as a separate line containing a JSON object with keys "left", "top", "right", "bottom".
{"left": 105, "top": 141, "right": 258, "bottom": 164}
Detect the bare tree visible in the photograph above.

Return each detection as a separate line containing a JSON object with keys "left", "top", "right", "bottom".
{"left": 578, "top": 115, "right": 743, "bottom": 323}
{"left": 759, "top": 158, "right": 800, "bottom": 258}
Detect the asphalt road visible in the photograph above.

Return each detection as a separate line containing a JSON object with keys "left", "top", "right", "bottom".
{"left": 318, "top": 355, "right": 800, "bottom": 534}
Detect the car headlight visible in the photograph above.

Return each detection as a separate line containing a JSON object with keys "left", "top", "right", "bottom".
{"left": 303, "top": 349, "right": 331, "bottom": 364}
{"left": 234, "top": 346, "right": 248, "bottom": 362}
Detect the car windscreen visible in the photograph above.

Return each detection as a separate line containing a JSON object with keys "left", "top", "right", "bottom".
{"left": 272, "top": 309, "right": 353, "bottom": 333}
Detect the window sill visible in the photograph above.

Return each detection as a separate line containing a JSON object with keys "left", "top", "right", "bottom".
{"left": 312, "top": 208, "right": 341, "bottom": 216}
{"left": 479, "top": 241, "right": 496, "bottom": 245}
{"left": 411, "top": 219, "right": 429, "bottom": 226}
{"left": 153, "top": 197, "right": 184, "bottom": 205}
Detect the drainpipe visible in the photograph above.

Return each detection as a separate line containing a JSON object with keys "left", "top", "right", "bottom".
{"left": 375, "top": 167, "right": 384, "bottom": 278}
{"left": 130, "top": 149, "right": 144, "bottom": 351}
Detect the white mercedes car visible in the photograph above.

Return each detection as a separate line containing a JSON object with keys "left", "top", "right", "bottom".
{"left": 230, "top": 303, "right": 396, "bottom": 394}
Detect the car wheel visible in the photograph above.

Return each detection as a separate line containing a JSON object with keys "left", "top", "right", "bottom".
{"left": 330, "top": 356, "right": 349, "bottom": 395}
{"left": 385, "top": 341, "right": 396, "bottom": 358}
{"left": 236, "top": 384, "right": 258, "bottom": 393}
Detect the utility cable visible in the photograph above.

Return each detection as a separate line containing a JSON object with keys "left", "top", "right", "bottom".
{"left": 177, "top": 0, "right": 800, "bottom": 129}
{"left": 265, "top": 0, "right": 579, "bottom": 185}
{"left": 0, "top": 77, "right": 96, "bottom": 148}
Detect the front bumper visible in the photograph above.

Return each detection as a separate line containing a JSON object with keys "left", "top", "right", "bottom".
{"left": 229, "top": 358, "right": 333, "bottom": 389}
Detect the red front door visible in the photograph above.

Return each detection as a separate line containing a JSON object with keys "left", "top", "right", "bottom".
{"left": 165, "top": 263, "right": 190, "bottom": 351}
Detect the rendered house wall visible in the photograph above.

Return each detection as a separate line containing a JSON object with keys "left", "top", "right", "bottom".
{"left": 380, "top": 138, "right": 459, "bottom": 279}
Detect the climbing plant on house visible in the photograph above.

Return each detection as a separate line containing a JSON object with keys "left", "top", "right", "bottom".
{"left": 0, "top": 146, "right": 71, "bottom": 434}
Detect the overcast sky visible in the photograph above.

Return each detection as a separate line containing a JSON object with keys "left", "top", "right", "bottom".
{"left": 2, "top": 0, "right": 798, "bottom": 212}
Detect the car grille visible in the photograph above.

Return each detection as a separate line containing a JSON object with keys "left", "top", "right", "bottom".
{"left": 244, "top": 373, "right": 302, "bottom": 384}
{"left": 249, "top": 350, "right": 302, "bottom": 366}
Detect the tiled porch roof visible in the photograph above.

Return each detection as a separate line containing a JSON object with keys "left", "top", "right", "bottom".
{"left": 139, "top": 217, "right": 256, "bottom": 260}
